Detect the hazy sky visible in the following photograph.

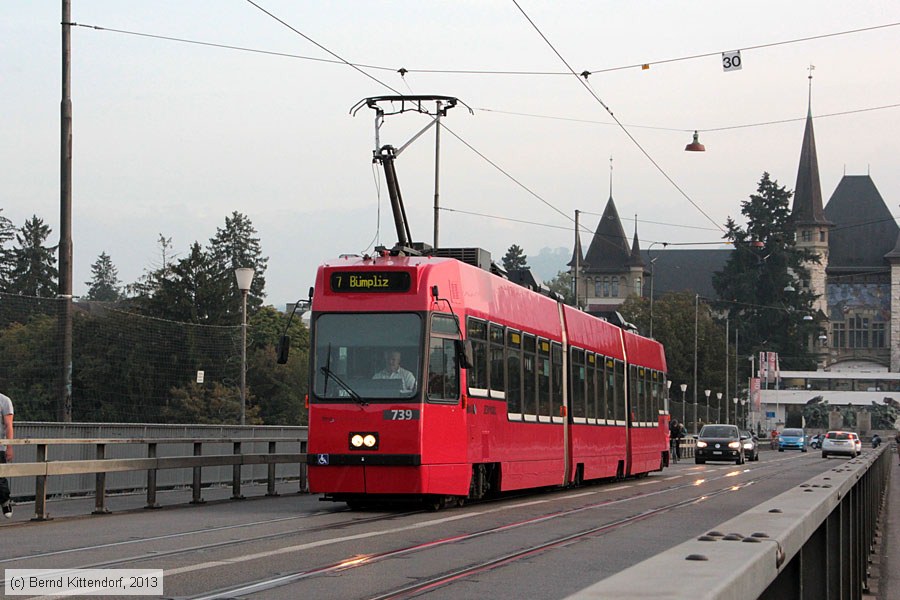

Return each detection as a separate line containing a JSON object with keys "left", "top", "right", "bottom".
{"left": 3, "top": 1, "right": 899, "bottom": 307}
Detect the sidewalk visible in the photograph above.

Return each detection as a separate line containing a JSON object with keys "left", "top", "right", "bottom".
{"left": 879, "top": 456, "right": 900, "bottom": 600}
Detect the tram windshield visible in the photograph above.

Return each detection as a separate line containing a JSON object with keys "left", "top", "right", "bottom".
{"left": 313, "top": 313, "right": 422, "bottom": 401}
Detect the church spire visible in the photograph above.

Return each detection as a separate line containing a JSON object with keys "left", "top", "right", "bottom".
{"left": 791, "top": 66, "right": 830, "bottom": 227}
{"left": 629, "top": 215, "right": 644, "bottom": 267}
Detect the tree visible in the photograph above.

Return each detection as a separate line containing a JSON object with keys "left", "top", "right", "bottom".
{"left": 163, "top": 381, "right": 261, "bottom": 425}
{"left": 0, "top": 208, "right": 15, "bottom": 290}
{"left": 620, "top": 291, "right": 728, "bottom": 408}
{"left": 141, "top": 242, "right": 226, "bottom": 323}
{"left": 712, "top": 173, "right": 819, "bottom": 371}
{"left": 84, "top": 252, "right": 122, "bottom": 301}
{"left": 125, "top": 234, "right": 176, "bottom": 298}
{"left": 502, "top": 244, "right": 528, "bottom": 272}
{"left": 8, "top": 215, "right": 58, "bottom": 297}
{"left": 0, "top": 316, "right": 59, "bottom": 420}
{"left": 208, "top": 211, "right": 268, "bottom": 320}
{"left": 247, "top": 305, "right": 309, "bottom": 425}
{"left": 546, "top": 270, "right": 575, "bottom": 305}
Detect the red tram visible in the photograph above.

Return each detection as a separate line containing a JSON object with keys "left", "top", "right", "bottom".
{"left": 305, "top": 252, "right": 669, "bottom": 508}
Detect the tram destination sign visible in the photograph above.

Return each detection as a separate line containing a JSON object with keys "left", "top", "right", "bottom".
{"left": 330, "top": 271, "right": 411, "bottom": 293}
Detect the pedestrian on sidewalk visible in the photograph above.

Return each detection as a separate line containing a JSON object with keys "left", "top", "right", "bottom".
{"left": 0, "top": 390, "right": 13, "bottom": 518}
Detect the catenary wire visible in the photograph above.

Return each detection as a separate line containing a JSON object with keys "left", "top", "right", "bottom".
{"left": 511, "top": 0, "right": 725, "bottom": 235}
{"left": 68, "top": 8, "right": 900, "bottom": 257}
{"left": 65, "top": 19, "right": 900, "bottom": 78}
{"left": 65, "top": 23, "right": 900, "bottom": 133}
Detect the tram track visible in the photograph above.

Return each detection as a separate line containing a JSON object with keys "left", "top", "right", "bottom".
{"left": 0, "top": 508, "right": 420, "bottom": 587}
{"left": 183, "top": 456, "right": 814, "bottom": 600}
{"left": 5, "top": 453, "right": 828, "bottom": 599}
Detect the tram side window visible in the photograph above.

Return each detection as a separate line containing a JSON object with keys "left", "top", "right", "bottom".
{"left": 586, "top": 353, "right": 597, "bottom": 422}
{"left": 538, "top": 339, "right": 551, "bottom": 419}
{"left": 615, "top": 360, "right": 626, "bottom": 422}
{"left": 629, "top": 366, "right": 640, "bottom": 425}
{"left": 639, "top": 368, "right": 650, "bottom": 425}
{"left": 604, "top": 359, "right": 616, "bottom": 422}
{"left": 596, "top": 356, "right": 606, "bottom": 424}
{"left": 467, "top": 318, "right": 489, "bottom": 395}
{"left": 651, "top": 372, "right": 661, "bottom": 422}
{"left": 644, "top": 370, "right": 651, "bottom": 423}
{"left": 551, "top": 342, "right": 563, "bottom": 419}
{"left": 427, "top": 337, "right": 459, "bottom": 402}
{"left": 523, "top": 334, "right": 537, "bottom": 417}
{"left": 507, "top": 330, "right": 522, "bottom": 417}
{"left": 489, "top": 324, "right": 506, "bottom": 399}
{"left": 571, "top": 348, "right": 586, "bottom": 419}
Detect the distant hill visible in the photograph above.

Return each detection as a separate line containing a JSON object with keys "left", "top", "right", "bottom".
{"left": 527, "top": 246, "right": 570, "bottom": 283}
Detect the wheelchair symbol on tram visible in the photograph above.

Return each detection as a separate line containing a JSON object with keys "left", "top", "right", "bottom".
{"left": 317, "top": 454, "right": 329, "bottom": 465}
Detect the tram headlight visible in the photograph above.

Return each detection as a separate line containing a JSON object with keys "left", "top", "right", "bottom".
{"left": 349, "top": 432, "right": 379, "bottom": 450}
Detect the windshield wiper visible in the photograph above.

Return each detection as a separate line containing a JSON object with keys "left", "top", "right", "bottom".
{"left": 320, "top": 366, "right": 367, "bottom": 406}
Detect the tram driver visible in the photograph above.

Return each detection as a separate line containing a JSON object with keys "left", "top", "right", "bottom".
{"left": 373, "top": 349, "right": 417, "bottom": 392}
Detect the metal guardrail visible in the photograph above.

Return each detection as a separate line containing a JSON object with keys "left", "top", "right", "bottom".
{"left": 0, "top": 436, "right": 308, "bottom": 521}
{"left": 2, "top": 422, "right": 308, "bottom": 498}
{"left": 570, "top": 446, "right": 891, "bottom": 599}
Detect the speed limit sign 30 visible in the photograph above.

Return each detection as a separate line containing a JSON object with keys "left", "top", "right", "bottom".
{"left": 722, "top": 50, "right": 742, "bottom": 71}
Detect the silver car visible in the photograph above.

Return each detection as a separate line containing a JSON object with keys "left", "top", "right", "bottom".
{"left": 821, "top": 431, "right": 860, "bottom": 458}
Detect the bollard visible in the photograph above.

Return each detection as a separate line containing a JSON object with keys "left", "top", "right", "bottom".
{"left": 93, "top": 443, "right": 110, "bottom": 514}
{"left": 191, "top": 441, "right": 205, "bottom": 504}
{"left": 232, "top": 441, "right": 244, "bottom": 500}
{"left": 145, "top": 442, "right": 159, "bottom": 509}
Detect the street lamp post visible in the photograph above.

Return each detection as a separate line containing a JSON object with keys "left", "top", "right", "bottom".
{"left": 666, "top": 379, "right": 672, "bottom": 415}
{"left": 703, "top": 389, "right": 711, "bottom": 428}
{"left": 716, "top": 392, "right": 723, "bottom": 423}
{"left": 235, "top": 267, "right": 255, "bottom": 427}
{"left": 733, "top": 397, "right": 739, "bottom": 427}
{"left": 741, "top": 398, "right": 748, "bottom": 429}
{"left": 680, "top": 384, "right": 688, "bottom": 428}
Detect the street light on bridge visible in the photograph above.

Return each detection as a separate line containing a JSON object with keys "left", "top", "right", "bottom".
{"left": 703, "top": 389, "right": 710, "bottom": 428}
{"left": 235, "top": 267, "right": 255, "bottom": 427}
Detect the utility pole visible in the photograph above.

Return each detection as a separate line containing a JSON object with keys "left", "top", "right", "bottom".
{"left": 432, "top": 100, "right": 442, "bottom": 248}
{"left": 725, "top": 317, "right": 729, "bottom": 424}
{"left": 693, "top": 294, "right": 699, "bottom": 433}
{"left": 59, "top": 0, "right": 74, "bottom": 422}
{"left": 574, "top": 210, "right": 580, "bottom": 307}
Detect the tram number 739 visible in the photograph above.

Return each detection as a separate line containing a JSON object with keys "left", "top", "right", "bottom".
{"left": 384, "top": 409, "right": 420, "bottom": 421}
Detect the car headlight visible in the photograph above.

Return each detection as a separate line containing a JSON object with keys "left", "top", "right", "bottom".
{"left": 349, "top": 432, "right": 379, "bottom": 450}
{"left": 743, "top": 442, "right": 754, "bottom": 449}
{"left": 696, "top": 440, "right": 707, "bottom": 448}
{"left": 728, "top": 441, "right": 741, "bottom": 449}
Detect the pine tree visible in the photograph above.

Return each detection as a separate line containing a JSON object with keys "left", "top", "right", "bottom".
{"left": 84, "top": 252, "right": 122, "bottom": 301}
{"left": 207, "top": 211, "right": 268, "bottom": 321}
{"left": 146, "top": 242, "right": 224, "bottom": 323}
{"left": 0, "top": 208, "right": 15, "bottom": 291}
{"left": 712, "top": 172, "right": 819, "bottom": 370}
{"left": 502, "top": 244, "right": 528, "bottom": 272}
{"left": 125, "top": 234, "right": 176, "bottom": 298}
{"left": 8, "top": 215, "right": 58, "bottom": 297}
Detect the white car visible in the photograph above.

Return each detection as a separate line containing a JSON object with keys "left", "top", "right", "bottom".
{"left": 821, "top": 431, "right": 861, "bottom": 458}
